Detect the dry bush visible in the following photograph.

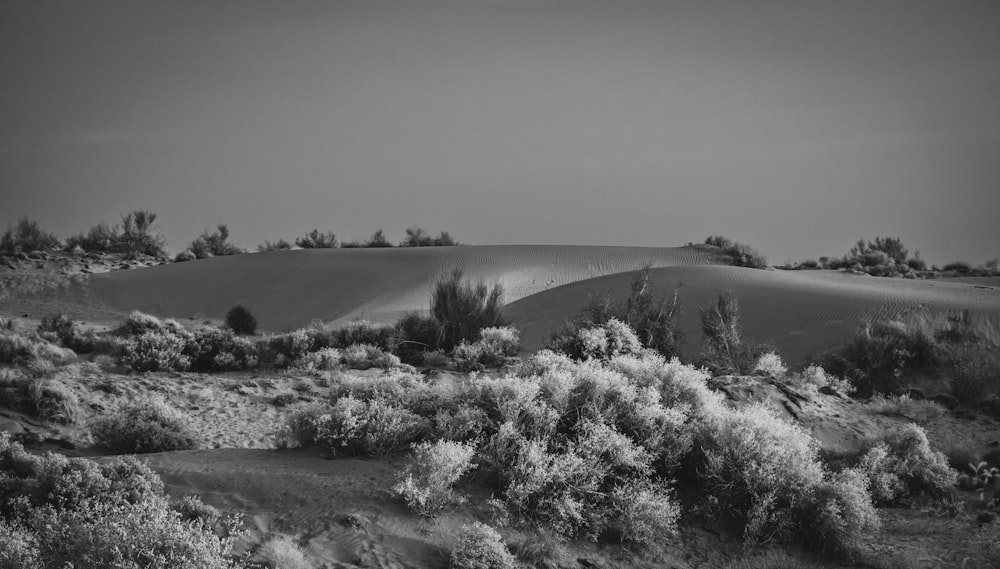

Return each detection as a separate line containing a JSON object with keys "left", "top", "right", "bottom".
{"left": 0, "top": 217, "right": 60, "bottom": 255}
{"left": 856, "top": 422, "right": 956, "bottom": 504}
{"left": 699, "top": 292, "right": 769, "bottom": 374}
{"left": 224, "top": 305, "right": 258, "bottom": 335}
{"left": 255, "top": 534, "right": 311, "bottom": 569}
{"left": 393, "top": 439, "right": 477, "bottom": 516}
{"left": 91, "top": 397, "right": 199, "bottom": 454}
{"left": 450, "top": 522, "right": 516, "bottom": 569}
{"left": 866, "top": 394, "right": 945, "bottom": 425}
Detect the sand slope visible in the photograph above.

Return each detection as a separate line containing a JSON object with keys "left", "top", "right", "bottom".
{"left": 63, "top": 245, "right": 718, "bottom": 330}
{"left": 506, "top": 266, "right": 1000, "bottom": 365}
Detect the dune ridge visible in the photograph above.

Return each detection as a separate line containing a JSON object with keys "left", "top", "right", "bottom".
{"left": 67, "top": 245, "right": 718, "bottom": 330}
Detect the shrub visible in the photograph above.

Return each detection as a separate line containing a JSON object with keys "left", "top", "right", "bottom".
{"left": 395, "top": 312, "right": 444, "bottom": 363}
{"left": 65, "top": 221, "right": 120, "bottom": 254}
{"left": 184, "top": 327, "right": 259, "bottom": 372}
{"left": 330, "top": 320, "right": 397, "bottom": 351}
{"left": 855, "top": 423, "right": 956, "bottom": 504}
{"left": 254, "top": 535, "right": 311, "bottom": 569}
{"left": 794, "top": 467, "right": 879, "bottom": 559}
{"left": 429, "top": 269, "right": 510, "bottom": 351}
{"left": 692, "top": 404, "right": 825, "bottom": 546}
{"left": 225, "top": 305, "right": 258, "bottom": 335}
{"left": 116, "top": 210, "right": 167, "bottom": 258}
{"left": 120, "top": 330, "right": 191, "bottom": 372}
{"left": 866, "top": 394, "right": 945, "bottom": 425}
{"left": 172, "top": 495, "right": 221, "bottom": 527}
{"left": 341, "top": 343, "right": 400, "bottom": 370}
{"left": 0, "top": 376, "right": 80, "bottom": 424}
{"left": 91, "top": 397, "right": 199, "bottom": 454}
{"left": 273, "top": 407, "right": 326, "bottom": 449}
{"left": 315, "top": 395, "right": 428, "bottom": 456}
{"left": 450, "top": 522, "right": 516, "bottom": 569}
{"left": 342, "top": 228, "right": 393, "bottom": 248}
{"left": 0, "top": 329, "right": 76, "bottom": 368}
{"left": 256, "top": 239, "right": 292, "bottom": 252}
{"left": 548, "top": 266, "right": 683, "bottom": 359}
{"left": 704, "top": 235, "right": 768, "bottom": 269}
{"left": 393, "top": 440, "right": 477, "bottom": 516}
{"left": 0, "top": 520, "right": 40, "bottom": 569}
{"left": 699, "top": 292, "right": 768, "bottom": 374}
{"left": 453, "top": 327, "right": 520, "bottom": 370}
{"left": 753, "top": 351, "right": 787, "bottom": 378}
{"left": 820, "top": 317, "right": 935, "bottom": 396}
{"left": 943, "top": 261, "right": 972, "bottom": 274}
{"left": 784, "top": 364, "right": 854, "bottom": 399}
{"left": 605, "top": 480, "right": 680, "bottom": 548}
{"left": 0, "top": 217, "right": 60, "bottom": 255}
{"left": 258, "top": 329, "right": 315, "bottom": 368}
{"left": 400, "top": 226, "right": 459, "bottom": 247}
{"left": 187, "top": 224, "right": 243, "bottom": 259}
{"left": 295, "top": 228, "right": 338, "bottom": 249}
{"left": 293, "top": 347, "right": 341, "bottom": 373}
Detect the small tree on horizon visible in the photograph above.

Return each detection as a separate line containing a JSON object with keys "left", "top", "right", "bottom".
{"left": 295, "top": 229, "right": 338, "bottom": 249}
{"left": 225, "top": 305, "right": 258, "bottom": 335}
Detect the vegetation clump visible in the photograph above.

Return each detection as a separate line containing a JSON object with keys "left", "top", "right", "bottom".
{"left": 225, "top": 305, "right": 258, "bottom": 335}
{"left": 66, "top": 210, "right": 167, "bottom": 259}
{"left": 548, "top": 265, "right": 683, "bottom": 360}
{"left": 295, "top": 228, "right": 338, "bottom": 249}
{"left": 698, "top": 292, "right": 769, "bottom": 375}
{"left": 185, "top": 224, "right": 244, "bottom": 260}
{"left": 0, "top": 217, "right": 60, "bottom": 255}
{"left": 704, "top": 235, "right": 768, "bottom": 269}
{"left": 400, "top": 226, "right": 459, "bottom": 247}
{"left": 91, "top": 397, "right": 200, "bottom": 454}
{"left": 393, "top": 439, "right": 477, "bottom": 516}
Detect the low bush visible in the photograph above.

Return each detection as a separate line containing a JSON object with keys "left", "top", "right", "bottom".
{"left": 866, "top": 394, "right": 945, "bottom": 425}
{"left": 400, "top": 226, "right": 459, "bottom": 247}
{"left": 314, "top": 395, "right": 428, "bottom": 456}
{"left": 794, "top": 467, "right": 879, "bottom": 559}
{"left": 704, "top": 235, "right": 768, "bottom": 269}
{"left": 225, "top": 305, "right": 258, "bottom": 335}
{"left": 341, "top": 343, "right": 401, "bottom": 370}
{"left": 256, "top": 239, "right": 292, "bottom": 252}
{"left": 430, "top": 269, "right": 510, "bottom": 351}
{"left": 753, "top": 351, "right": 787, "bottom": 378}
{"left": 184, "top": 327, "right": 259, "bottom": 372}
{"left": 393, "top": 439, "right": 477, "bottom": 516}
{"left": 0, "top": 375, "right": 80, "bottom": 424}
{"left": 0, "top": 329, "right": 76, "bottom": 369}
{"left": 0, "top": 217, "right": 60, "bottom": 255}
{"left": 258, "top": 329, "right": 315, "bottom": 368}
{"left": 855, "top": 423, "right": 956, "bottom": 504}
{"left": 37, "top": 314, "right": 112, "bottom": 355}
{"left": 783, "top": 364, "right": 855, "bottom": 399}
{"left": 91, "top": 397, "right": 199, "bottom": 454}
{"left": 187, "top": 224, "right": 244, "bottom": 259}
{"left": 691, "top": 404, "right": 826, "bottom": 546}
{"left": 605, "top": 479, "right": 681, "bottom": 548}
{"left": 394, "top": 312, "right": 444, "bottom": 363}
{"left": 254, "top": 535, "right": 311, "bottom": 569}
{"left": 450, "top": 522, "right": 516, "bottom": 569}
{"left": 341, "top": 228, "right": 393, "bottom": 248}
{"left": 120, "top": 330, "right": 191, "bottom": 372}
{"left": 330, "top": 320, "right": 397, "bottom": 351}
{"left": 547, "top": 266, "right": 683, "bottom": 359}
{"left": 453, "top": 326, "right": 520, "bottom": 371}
{"left": 698, "top": 292, "right": 769, "bottom": 374}
{"left": 295, "top": 228, "right": 338, "bottom": 249}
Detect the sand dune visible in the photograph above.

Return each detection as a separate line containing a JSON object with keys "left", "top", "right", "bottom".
{"left": 68, "top": 245, "right": 718, "bottom": 330}
{"left": 506, "top": 266, "right": 1000, "bottom": 365}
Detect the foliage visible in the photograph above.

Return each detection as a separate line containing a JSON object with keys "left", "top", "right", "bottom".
{"left": 548, "top": 265, "right": 683, "bottom": 359}
{"left": 453, "top": 326, "right": 520, "bottom": 371}
{"left": 753, "top": 351, "right": 787, "bottom": 378}
{"left": 866, "top": 394, "right": 945, "bottom": 426}
{"left": 295, "top": 228, "right": 338, "bottom": 249}
{"left": 0, "top": 217, "right": 60, "bottom": 255}
{"left": 400, "top": 226, "right": 458, "bottom": 247}
{"left": 692, "top": 404, "right": 826, "bottom": 546}
{"left": 225, "top": 305, "right": 258, "bottom": 335}
{"left": 704, "top": 235, "right": 768, "bottom": 269}
{"left": 0, "top": 375, "right": 80, "bottom": 425}
{"left": 783, "top": 364, "right": 855, "bottom": 399}
{"left": 91, "top": 397, "right": 199, "bottom": 454}
{"left": 393, "top": 440, "right": 477, "bottom": 516}
{"left": 855, "top": 423, "right": 956, "bottom": 504}
{"left": 699, "top": 292, "right": 768, "bottom": 374}
{"left": 115, "top": 210, "right": 167, "bottom": 258}
{"left": 394, "top": 312, "right": 445, "bottom": 363}
{"left": 330, "top": 319, "right": 397, "bottom": 351}
{"left": 187, "top": 224, "right": 244, "bottom": 259}
{"left": 120, "top": 330, "right": 191, "bottom": 372}
{"left": 450, "top": 522, "right": 517, "bottom": 569}
{"left": 254, "top": 535, "right": 311, "bottom": 569}
{"left": 314, "top": 395, "right": 428, "bottom": 456}
{"left": 429, "top": 269, "right": 510, "bottom": 352}
{"left": 793, "top": 467, "right": 880, "bottom": 560}
{"left": 0, "top": 328, "right": 76, "bottom": 368}
{"left": 342, "top": 228, "right": 393, "bottom": 248}
{"left": 256, "top": 239, "right": 292, "bottom": 252}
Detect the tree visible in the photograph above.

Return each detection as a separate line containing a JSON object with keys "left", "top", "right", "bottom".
{"left": 117, "top": 210, "right": 166, "bottom": 259}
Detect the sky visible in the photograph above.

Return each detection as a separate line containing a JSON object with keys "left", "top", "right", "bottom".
{"left": 1, "top": 0, "right": 998, "bottom": 265}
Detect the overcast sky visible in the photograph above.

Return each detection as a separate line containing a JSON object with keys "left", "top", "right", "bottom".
{"left": 2, "top": 0, "right": 998, "bottom": 265}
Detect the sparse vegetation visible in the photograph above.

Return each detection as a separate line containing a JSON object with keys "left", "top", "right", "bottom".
{"left": 256, "top": 238, "right": 292, "bottom": 252}
{"left": 548, "top": 265, "right": 683, "bottom": 360}
{"left": 0, "top": 217, "right": 60, "bottom": 255}
{"left": 704, "top": 235, "right": 768, "bottom": 269}
{"left": 91, "top": 396, "right": 200, "bottom": 454}
{"left": 185, "top": 224, "right": 244, "bottom": 259}
{"left": 450, "top": 522, "right": 517, "bottom": 569}
{"left": 341, "top": 228, "right": 393, "bottom": 248}
{"left": 393, "top": 439, "right": 477, "bottom": 516}
{"left": 66, "top": 210, "right": 167, "bottom": 259}
{"left": 400, "top": 226, "right": 459, "bottom": 247}
{"left": 295, "top": 229, "right": 338, "bottom": 249}
{"left": 699, "top": 292, "right": 769, "bottom": 375}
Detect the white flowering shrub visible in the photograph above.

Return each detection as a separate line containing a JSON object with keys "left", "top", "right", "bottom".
{"left": 857, "top": 423, "right": 956, "bottom": 504}
{"left": 450, "top": 522, "right": 516, "bottom": 569}
{"left": 753, "top": 351, "right": 787, "bottom": 378}
{"left": 315, "top": 395, "right": 429, "bottom": 456}
{"left": 120, "top": 330, "right": 191, "bottom": 372}
{"left": 393, "top": 440, "right": 477, "bottom": 516}
{"left": 786, "top": 364, "right": 855, "bottom": 398}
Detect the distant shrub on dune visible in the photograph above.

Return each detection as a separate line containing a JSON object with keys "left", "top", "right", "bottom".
{"left": 186, "top": 224, "right": 244, "bottom": 259}
{"left": 91, "top": 396, "right": 199, "bottom": 454}
{"left": 400, "top": 226, "right": 459, "bottom": 247}
{"left": 330, "top": 319, "right": 397, "bottom": 351}
{"left": 66, "top": 211, "right": 167, "bottom": 259}
{"left": 821, "top": 236, "right": 930, "bottom": 278}
{"left": 341, "top": 228, "right": 393, "bottom": 248}
{"left": 224, "top": 304, "right": 258, "bottom": 335}
{"left": 0, "top": 217, "right": 60, "bottom": 255}
{"left": 295, "top": 228, "right": 338, "bottom": 249}
{"left": 256, "top": 238, "right": 292, "bottom": 252}
{"left": 452, "top": 326, "right": 520, "bottom": 371}
{"left": 704, "top": 235, "right": 768, "bottom": 269}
